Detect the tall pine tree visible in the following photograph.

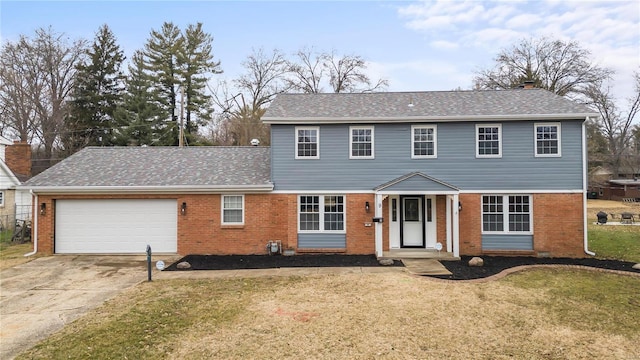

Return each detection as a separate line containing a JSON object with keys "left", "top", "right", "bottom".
{"left": 65, "top": 24, "right": 124, "bottom": 153}
{"left": 178, "top": 23, "right": 222, "bottom": 144}
{"left": 142, "top": 22, "right": 221, "bottom": 145}
{"left": 114, "top": 51, "right": 163, "bottom": 146}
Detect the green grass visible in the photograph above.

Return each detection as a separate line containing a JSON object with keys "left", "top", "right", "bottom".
{"left": 588, "top": 224, "right": 640, "bottom": 262}
{"left": 504, "top": 268, "right": 640, "bottom": 338}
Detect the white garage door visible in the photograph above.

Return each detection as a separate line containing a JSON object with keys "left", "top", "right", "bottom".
{"left": 55, "top": 199, "right": 177, "bottom": 254}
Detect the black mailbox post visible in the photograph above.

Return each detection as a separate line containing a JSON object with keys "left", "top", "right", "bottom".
{"left": 146, "top": 245, "right": 152, "bottom": 282}
{"left": 372, "top": 217, "right": 384, "bottom": 223}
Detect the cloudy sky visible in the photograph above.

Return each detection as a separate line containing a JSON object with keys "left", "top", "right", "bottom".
{"left": 2, "top": 0, "right": 639, "bottom": 104}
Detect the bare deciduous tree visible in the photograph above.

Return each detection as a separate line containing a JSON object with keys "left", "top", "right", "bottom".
{"left": 0, "top": 27, "right": 86, "bottom": 165}
{"left": 585, "top": 71, "right": 640, "bottom": 177}
{"left": 323, "top": 52, "right": 388, "bottom": 93}
{"left": 474, "top": 37, "right": 612, "bottom": 97}
{"left": 287, "top": 48, "right": 325, "bottom": 93}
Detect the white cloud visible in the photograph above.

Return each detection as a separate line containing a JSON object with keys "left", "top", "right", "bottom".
{"left": 397, "top": 0, "right": 640, "bottom": 102}
{"left": 430, "top": 40, "right": 459, "bottom": 50}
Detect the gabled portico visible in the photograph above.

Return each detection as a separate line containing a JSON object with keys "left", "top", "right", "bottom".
{"left": 373, "top": 172, "right": 460, "bottom": 258}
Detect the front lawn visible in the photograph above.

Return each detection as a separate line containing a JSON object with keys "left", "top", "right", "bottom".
{"left": 18, "top": 270, "right": 640, "bottom": 359}
{"left": 0, "top": 234, "right": 35, "bottom": 270}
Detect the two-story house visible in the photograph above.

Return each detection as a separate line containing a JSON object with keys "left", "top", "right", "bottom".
{"left": 21, "top": 89, "right": 598, "bottom": 258}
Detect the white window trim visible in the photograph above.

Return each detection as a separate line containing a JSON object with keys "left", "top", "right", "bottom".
{"left": 298, "top": 195, "right": 346, "bottom": 234}
{"left": 476, "top": 124, "right": 502, "bottom": 158}
{"left": 534, "top": 122, "right": 562, "bottom": 158}
{"left": 481, "top": 194, "right": 533, "bottom": 235}
{"left": 349, "top": 126, "right": 375, "bottom": 159}
{"left": 411, "top": 125, "right": 437, "bottom": 159}
{"left": 221, "top": 194, "right": 244, "bottom": 225}
{"left": 295, "top": 126, "right": 320, "bottom": 159}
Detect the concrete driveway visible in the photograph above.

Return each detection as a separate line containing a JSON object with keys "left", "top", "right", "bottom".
{"left": 0, "top": 255, "right": 158, "bottom": 359}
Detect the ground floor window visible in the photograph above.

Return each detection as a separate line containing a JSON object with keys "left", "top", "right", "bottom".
{"left": 299, "top": 195, "right": 345, "bottom": 232}
{"left": 482, "top": 194, "right": 531, "bottom": 233}
{"left": 222, "top": 195, "right": 244, "bottom": 224}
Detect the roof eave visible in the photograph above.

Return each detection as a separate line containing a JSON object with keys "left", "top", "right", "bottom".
{"left": 262, "top": 113, "right": 599, "bottom": 124}
{"left": 18, "top": 184, "right": 275, "bottom": 194}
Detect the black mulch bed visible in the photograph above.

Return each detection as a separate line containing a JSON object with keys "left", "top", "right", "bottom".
{"left": 164, "top": 254, "right": 404, "bottom": 271}
{"left": 438, "top": 256, "right": 640, "bottom": 280}
{"left": 164, "top": 254, "right": 639, "bottom": 280}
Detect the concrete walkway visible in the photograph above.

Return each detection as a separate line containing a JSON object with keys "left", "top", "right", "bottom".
{"left": 0, "top": 255, "right": 152, "bottom": 359}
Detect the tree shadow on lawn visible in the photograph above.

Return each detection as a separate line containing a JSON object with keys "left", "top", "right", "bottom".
{"left": 165, "top": 254, "right": 639, "bottom": 280}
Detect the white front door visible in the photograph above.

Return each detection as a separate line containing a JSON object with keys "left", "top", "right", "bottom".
{"left": 402, "top": 196, "right": 423, "bottom": 247}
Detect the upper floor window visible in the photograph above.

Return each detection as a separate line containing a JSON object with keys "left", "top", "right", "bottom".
{"left": 350, "top": 126, "right": 374, "bottom": 159}
{"left": 299, "top": 195, "right": 345, "bottom": 232}
{"left": 482, "top": 195, "right": 531, "bottom": 234}
{"left": 412, "top": 125, "right": 437, "bottom": 158}
{"left": 476, "top": 124, "right": 502, "bottom": 158}
{"left": 535, "top": 123, "right": 561, "bottom": 157}
{"left": 222, "top": 195, "right": 244, "bottom": 225}
{"left": 295, "top": 127, "right": 319, "bottom": 159}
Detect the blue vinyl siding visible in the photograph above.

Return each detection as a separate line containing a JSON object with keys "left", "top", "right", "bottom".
{"left": 482, "top": 234, "right": 534, "bottom": 251}
{"left": 298, "top": 233, "right": 346, "bottom": 248}
{"left": 271, "top": 121, "right": 584, "bottom": 191}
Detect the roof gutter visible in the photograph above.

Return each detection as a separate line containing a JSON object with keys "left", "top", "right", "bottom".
{"left": 19, "top": 184, "right": 275, "bottom": 195}
{"left": 262, "top": 113, "right": 600, "bottom": 124}
{"left": 582, "top": 117, "right": 595, "bottom": 256}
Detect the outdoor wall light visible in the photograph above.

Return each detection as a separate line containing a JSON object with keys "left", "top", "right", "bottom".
{"left": 458, "top": 201, "right": 462, "bottom": 212}
{"left": 40, "top": 203, "right": 46, "bottom": 215}
{"left": 181, "top": 202, "right": 187, "bottom": 215}
{"left": 365, "top": 201, "right": 370, "bottom": 213}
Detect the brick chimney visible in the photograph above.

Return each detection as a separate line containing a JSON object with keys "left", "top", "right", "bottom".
{"left": 521, "top": 80, "right": 536, "bottom": 89}
{"left": 5, "top": 141, "right": 32, "bottom": 179}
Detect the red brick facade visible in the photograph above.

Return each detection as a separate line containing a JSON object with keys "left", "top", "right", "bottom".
{"left": 33, "top": 192, "right": 586, "bottom": 258}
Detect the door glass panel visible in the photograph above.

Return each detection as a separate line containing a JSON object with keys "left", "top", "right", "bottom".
{"left": 392, "top": 199, "right": 397, "bottom": 222}
{"left": 404, "top": 199, "right": 420, "bottom": 222}
{"left": 426, "top": 198, "right": 432, "bottom": 222}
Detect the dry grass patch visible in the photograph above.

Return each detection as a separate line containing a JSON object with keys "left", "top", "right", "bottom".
{"left": 0, "top": 242, "right": 37, "bottom": 270}
{"left": 19, "top": 270, "right": 640, "bottom": 360}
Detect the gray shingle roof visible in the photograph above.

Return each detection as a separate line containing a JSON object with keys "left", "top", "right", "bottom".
{"left": 22, "top": 147, "right": 272, "bottom": 190}
{"left": 262, "top": 89, "right": 597, "bottom": 122}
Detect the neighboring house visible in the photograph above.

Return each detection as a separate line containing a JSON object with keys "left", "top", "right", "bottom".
{"left": 588, "top": 166, "right": 640, "bottom": 200}
{"left": 21, "top": 89, "right": 598, "bottom": 258}
{"left": 0, "top": 137, "right": 33, "bottom": 227}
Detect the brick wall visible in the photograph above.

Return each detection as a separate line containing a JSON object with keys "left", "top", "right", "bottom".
{"left": 32, "top": 192, "right": 586, "bottom": 258}
{"left": 532, "top": 193, "right": 585, "bottom": 258}
{"left": 457, "top": 193, "right": 585, "bottom": 258}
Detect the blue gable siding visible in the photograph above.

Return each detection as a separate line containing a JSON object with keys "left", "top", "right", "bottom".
{"left": 382, "top": 175, "right": 457, "bottom": 192}
{"left": 271, "top": 121, "right": 584, "bottom": 191}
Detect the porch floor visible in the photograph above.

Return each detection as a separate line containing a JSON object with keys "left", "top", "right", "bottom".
{"left": 380, "top": 249, "right": 460, "bottom": 260}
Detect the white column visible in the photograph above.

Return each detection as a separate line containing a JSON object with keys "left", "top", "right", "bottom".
{"left": 446, "top": 195, "right": 452, "bottom": 253}
{"left": 452, "top": 193, "right": 460, "bottom": 257}
{"left": 375, "top": 193, "right": 383, "bottom": 257}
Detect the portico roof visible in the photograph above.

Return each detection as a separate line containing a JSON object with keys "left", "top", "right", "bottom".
{"left": 374, "top": 172, "right": 459, "bottom": 193}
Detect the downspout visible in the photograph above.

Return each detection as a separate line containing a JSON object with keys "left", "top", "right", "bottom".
{"left": 582, "top": 119, "right": 595, "bottom": 256}
{"left": 24, "top": 190, "right": 38, "bottom": 257}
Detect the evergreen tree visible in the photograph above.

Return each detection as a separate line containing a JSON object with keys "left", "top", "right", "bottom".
{"left": 114, "top": 51, "right": 164, "bottom": 146}
{"left": 178, "top": 22, "right": 222, "bottom": 144}
{"left": 142, "top": 22, "right": 182, "bottom": 145}
{"left": 142, "top": 22, "right": 221, "bottom": 146}
{"left": 65, "top": 24, "right": 124, "bottom": 153}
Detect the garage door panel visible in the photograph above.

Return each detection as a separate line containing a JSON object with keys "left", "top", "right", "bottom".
{"left": 55, "top": 199, "right": 177, "bottom": 254}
